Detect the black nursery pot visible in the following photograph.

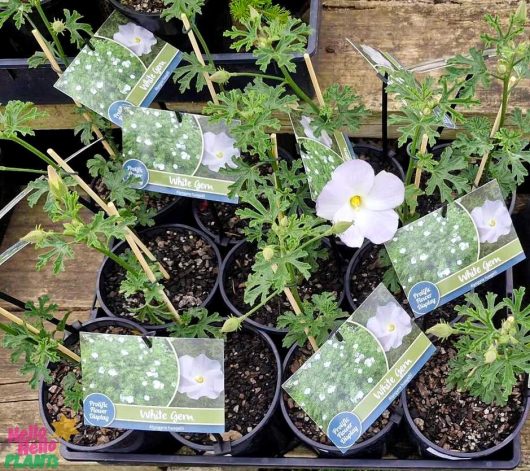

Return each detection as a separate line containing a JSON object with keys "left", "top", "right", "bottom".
{"left": 192, "top": 147, "right": 294, "bottom": 248}
{"left": 96, "top": 223, "right": 222, "bottom": 332}
{"left": 220, "top": 240, "right": 346, "bottom": 336}
{"left": 280, "top": 343, "right": 401, "bottom": 458}
{"left": 171, "top": 324, "right": 282, "bottom": 456}
{"left": 352, "top": 143, "right": 405, "bottom": 181}
{"left": 38, "top": 317, "right": 149, "bottom": 452}
{"left": 401, "top": 372, "right": 530, "bottom": 460}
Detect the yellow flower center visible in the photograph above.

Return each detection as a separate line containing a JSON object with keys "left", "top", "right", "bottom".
{"left": 194, "top": 375, "right": 205, "bottom": 384}
{"left": 216, "top": 151, "right": 225, "bottom": 159}
{"left": 349, "top": 195, "right": 362, "bottom": 208}
{"left": 488, "top": 218, "right": 496, "bottom": 227}
{"left": 387, "top": 323, "right": 396, "bottom": 332}
{"left": 134, "top": 36, "right": 142, "bottom": 44}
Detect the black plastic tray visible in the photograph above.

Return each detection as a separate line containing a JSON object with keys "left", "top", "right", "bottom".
{"left": 59, "top": 438, "right": 522, "bottom": 469}
{"left": 0, "top": 0, "right": 320, "bottom": 103}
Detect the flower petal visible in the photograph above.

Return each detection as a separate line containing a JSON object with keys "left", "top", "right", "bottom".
{"left": 364, "top": 171, "right": 405, "bottom": 211}
{"left": 355, "top": 208, "right": 399, "bottom": 244}
{"left": 339, "top": 224, "right": 365, "bottom": 248}
{"left": 331, "top": 159, "right": 375, "bottom": 197}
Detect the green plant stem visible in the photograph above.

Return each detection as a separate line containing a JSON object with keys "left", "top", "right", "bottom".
{"left": 231, "top": 72, "right": 285, "bottom": 82}
{"left": 34, "top": 2, "right": 69, "bottom": 67}
{"left": 404, "top": 128, "right": 422, "bottom": 187}
{"left": 297, "top": 228, "right": 334, "bottom": 254}
{"left": 0, "top": 166, "right": 47, "bottom": 174}
{"left": 240, "top": 289, "right": 283, "bottom": 321}
{"left": 191, "top": 24, "right": 224, "bottom": 92}
{"left": 97, "top": 245, "right": 137, "bottom": 274}
{"left": 9, "top": 136, "right": 58, "bottom": 168}
{"left": 280, "top": 65, "right": 320, "bottom": 114}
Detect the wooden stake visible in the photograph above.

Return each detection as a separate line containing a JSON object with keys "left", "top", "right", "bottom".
{"left": 46, "top": 149, "right": 170, "bottom": 280}
{"left": 474, "top": 104, "right": 503, "bottom": 188}
{"left": 414, "top": 133, "right": 429, "bottom": 188}
{"left": 0, "top": 306, "right": 80, "bottom": 363}
{"left": 304, "top": 53, "right": 325, "bottom": 107}
{"left": 107, "top": 203, "right": 181, "bottom": 324}
{"left": 180, "top": 14, "right": 219, "bottom": 105}
{"left": 31, "top": 29, "right": 116, "bottom": 158}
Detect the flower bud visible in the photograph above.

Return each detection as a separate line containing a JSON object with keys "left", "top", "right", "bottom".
{"left": 331, "top": 221, "right": 353, "bottom": 234}
{"left": 249, "top": 6, "right": 260, "bottom": 20}
{"left": 422, "top": 106, "right": 431, "bottom": 116}
{"left": 221, "top": 316, "right": 243, "bottom": 334}
{"left": 515, "top": 1, "right": 527, "bottom": 24}
{"left": 209, "top": 69, "right": 231, "bottom": 85}
{"left": 22, "top": 226, "right": 48, "bottom": 245}
{"left": 52, "top": 19, "right": 66, "bottom": 34}
{"left": 497, "top": 63, "right": 507, "bottom": 75}
{"left": 279, "top": 215, "right": 288, "bottom": 227}
{"left": 484, "top": 344, "right": 497, "bottom": 364}
{"left": 48, "top": 166, "right": 66, "bottom": 200}
{"left": 262, "top": 246, "right": 275, "bottom": 261}
{"left": 426, "top": 322, "right": 456, "bottom": 339}
{"left": 509, "top": 75, "right": 518, "bottom": 86}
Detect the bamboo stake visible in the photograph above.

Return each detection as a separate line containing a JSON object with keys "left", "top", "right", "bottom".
{"left": 473, "top": 104, "right": 503, "bottom": 188}
{"left": 46, "top": 149, "right": 170, "bottom": 280}
{"left": 270, "top": 135, "right": 318, "bottom": 352}
{"left": 0, "top": 306, "right": 80, "bottom": 362}
{"left": 304, "top": 53, "right": 325, "bottom": 107}
{"left": 180, "top": 14, "right": 219, "bottom": 105}
{"left": 414, "top": 133, "right": 429, "bottom": 188}
{"left": 107, "top": 203, "right": 181, "bottom": 324}
{"left": 31, "top": 29, "right": 116, "bottom": 158}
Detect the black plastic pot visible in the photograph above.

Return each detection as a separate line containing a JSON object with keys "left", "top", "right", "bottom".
{"left": 220, "top": 240, "right": 346, "bottom": 336}
{"left": 192, "top": 147, "right": 295, "bottom": 248}
{"left": 351, "top": 143, "right": 405, "bottom": 181}
{"left": 170, "top": 324, "right": 282, "bottom": 456}
{"left": 38, "top": 316, "right": 149, "bottom": 452}
{"left": 344, "top": 242, "right": 380, "bottom": 311}
{"left": 96, "top": 223, "right": 222, "bottom": 331}
{"left": 0, "top": 0, "right": 320, "bottom": 103}
{"left": 280, "top": 343, "right": 402, "bottom": 458}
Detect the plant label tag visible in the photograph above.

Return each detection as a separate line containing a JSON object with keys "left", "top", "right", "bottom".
{"left": 289, "top": 113, "right": 356, "bottom": 200}
{"left": 80, "top": 333, "right": 225, "bottom": 433}
{"left": 346, "top": 39, "right": 456, "bottom": 129}
{"left": 385, "top": 180, "right": 525, "bottom": 317}
{"left": 282, "top": 284, "right": 435, "bottom": 453}
{"left": 54, "top": 11, "right": 182, "bottom": 126}
{"left": 121, "top": 108, "right": 240, "bottom": 203}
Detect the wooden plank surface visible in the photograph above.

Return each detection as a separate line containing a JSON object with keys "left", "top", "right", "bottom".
{"left": 1, "top": 0, "right": 525, "bottom": 136}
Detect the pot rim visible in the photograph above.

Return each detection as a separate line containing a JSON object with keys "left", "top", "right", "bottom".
{"left": 38, "top": 316, "right": 149, "bottom": 452}
{"left": 170, "top": 324, "right": 282, "bottom": 454}
{"left": 401, "top": 370, "right": 530, "bottom": 459}
{"left": 95, "top": 223, "right": 222, "bottom": 331}
{"left": 279, "top": 342, "right": 401, "bottom": 454}
{"left": 351, "top": 143, "right": 405, "bottom": 182}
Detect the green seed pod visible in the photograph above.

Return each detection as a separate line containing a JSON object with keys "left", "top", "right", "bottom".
{"left": 262, "top": 246, "right": 275, "bottom": 261}
{"left": 484, "top": 344, "right": 498, "bottom": 364}
{"left": 52, "top": 20, "right": 66, "bottom": 34}
{"left": 426, "top": 322, "right": 456, "bottom": 339}
{"left": 331, "top": 221, "right": 353, "bottom": 235}
{"left": 209, "top": 70, "right": 231, "bottom": 85}
{"left": 22, "top": 227, "right": 48, "bottom": 244}
{"left": 221, "top": 316, "right": 243, "bottom": 334}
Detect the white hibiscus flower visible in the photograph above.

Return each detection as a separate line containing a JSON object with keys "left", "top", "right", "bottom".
{"left": 178, "top": 354, "right": 224, "bottom": 400}
{"left": 300, "top": 115, "right": 333, "bottom": 148}
{"left": 113, "top": 23, "right": 157, "bottom": 56}
{"left": 202, "top": 131, "right": 240, "bottom": 172}
{"left": 316, "top": 160, "right": 405, "bottom": 247}
{"left": 366, "top": 302, "right": 413, "bottom": 352}
{"left": 470, "top": 199, "right": 512, "bottom": 243}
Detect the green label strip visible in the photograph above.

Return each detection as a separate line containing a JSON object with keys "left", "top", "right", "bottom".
{"left": 437, "top": 239, "right": 524, "bottom": 296}
{"left": 115, "top": 405, "right": 225, "bottom": 425}
{"left": 149, "top": 170, "right": 233, "bottom": 196}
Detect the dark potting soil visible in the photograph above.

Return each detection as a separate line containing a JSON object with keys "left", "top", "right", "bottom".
{"left": 94, "top": 178, "right": 178, "bottom": 214}
{"left": 119, "top": 0, "right": 165, "bottom": 13}
{"left": 46, "top": 326, "right": 136, "bottom": 446}
{"left": 197, "top": 200, "right": 247, "bottom": 242}
{"left": 284, "top": 346, "right": 393, "bottom": 446}
{"left": 179, "top": 329, "right": 277, "bottom": 447}
{"left": 102, "top": 228, "right": 218, "bottom": 321}
{"left": 225, "top": 243, "right": 344, "bottom": 328}
{"left": 407, "top": 340, "right": 525, "bottom": 453}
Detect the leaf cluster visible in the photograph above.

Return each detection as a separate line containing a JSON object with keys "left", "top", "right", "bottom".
{"left": 277, "top": 292, "right": 348, "bottom": 348}
{"left": 161, "top": 0, "right": 205, "bottom": 22}
{"left": 0, "top": 101, "right": 48, "bottom": 139}
{"left": 168, "top": 307, "right": 223, "bottom": 338}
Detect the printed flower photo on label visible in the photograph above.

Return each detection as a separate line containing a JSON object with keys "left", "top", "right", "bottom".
{"left": 113, "top": 23, "right": 157, "bottom": 56}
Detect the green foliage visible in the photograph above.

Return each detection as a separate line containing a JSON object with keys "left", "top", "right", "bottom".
{"left": 428, "top": 288, "right": 530, "bottom": 406}
{"left": 0, "top": 101, "right": 48, "bottom": 139}
{"left": 168, "top": 307, "right": 222, "bottom": 338}
{"left": 60, "top": 9, "right": 93, "bottom": 48}
{"left": 0, "top": 296, "right": 72, "bottom": 389}
{"left": 62, "top": 372, "right": 83, "bottom": 412}
{"left": 277, "top": 292, "right": 347, "bottom": 348}
{"left": 229, "top": 0, "right": 288, "bottom": 23}
{"left": 0, "top": 0, "right": 33, "bottom": 29}
{"left": 161, "top": 0, "right": 205, "bottom": 21}
{"left": 224, "top": 12, "right": 311, "bottom": 73}
{"left": 172, "top": 52, "right": 216, "bottom": 93}
{"left": 205, "top": 79, "right": 296, "bottom": 156}
{"left": 73, "top": 107, "right": 112, "bottom": 145}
